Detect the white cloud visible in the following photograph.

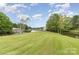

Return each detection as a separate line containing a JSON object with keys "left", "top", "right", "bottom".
{"left": 0, "top": 3, "right": 30, "bottom": 23}
{"left": 30, "top": 3, "right": 38, "bottom": 6}
{"left": 6, "top": 4, "right": 27, "bottom": 13}
{"left": 4, "top": 5, "right": 17, "bottom": 13}
{"left": 0, "top": 4, "right": 28, "bottom": 14}
{"left": 0, "top": 3, "right": 6, "bottom": 12}
{"left": 17, "top": 14, "right": 29, "bottom": 23}
{"left": 67, "top": 11, "right": 74, "bottom": 17}
{"left": 67, "top": 11, "right": 79, "bottom": 17}
{"left": 12, "top": 4, "right": 27, "bottom": 8}
{"left": 48, "top": 13, "right": 52, "bottom": 17}
{"left": 32, "top": 14, "right": 42, "bottom": 20}
{"left": 48, "top": 9, "right": 52, "bottom": 13}
{"left": 17, "top": 14, "right": 29, "bottom": 20}
{"left": 50, "top": 3, "right": 79, "bottom": 18}
{"left": 28, "top": 3, "right": 38, "bottom": 10}
{"left": 48, "top": 3, "right": 76, "bottom": 17}
{"left": 0, "top": 3, "right": 6, "bottom": 7}
{"left": 55, "top": 3, "right": 70, "bottom": 11}
{"left": 55, "top": 3, "right": 70, "bottom": 9}
{"left": 52, "top": 3, "right": 72, "bottom": 16}
{"left": 48, "top": 3, "right": 56, "bottom": 8}
{"left": 48, "top": 3, "right": 56, "bottom": 6}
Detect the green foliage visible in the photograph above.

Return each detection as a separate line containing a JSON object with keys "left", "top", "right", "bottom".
{"left": 46, "top": 13, "right": 60, "bottom": 32}
{"left": 13, "top": 23, "right": 20, "bottom": 28}
{"left": 25, "top": 25, "right": 32, "bottom": 32}
{"left": 13, "top": 23, "right": 32, "bottom": 32}
{"left": 0, "top": 12, "right": 13, "bottom": 34}
{"left": 46, "top": 13, "right": 79, "bottom": 34}
{"left": 58, "top": 16, "right": 72, "bottom": 33}
{"left": 63, "top": 17, "right": 72, "bottom": 31}
{"left": 71, "top": 15, "right": 79, "bottom": 29}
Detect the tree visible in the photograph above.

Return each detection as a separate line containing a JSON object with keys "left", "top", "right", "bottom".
{"left": 71, "top": 15, "right": 79, "bottom": 29}
{"left": 70, "top": 15, "right": 79, "bottom": 36}
{"left": 0, "top": 12, "right": 13, "bottom": 34}
{"left": 58, "top": 15, "right": 72, "bottom": 33}
{"left": 57, "top": 15, "right": 65, "bottom": 33}
{"left": 25, "top": 26, "right": 32, "bottom": 32}
{"left": 46, "top": 13, "right": 60, "bottom": 32}
{"left": 46, "top": 13, "right": 72, "bottom": 34}
{"left": 17, "top": 14, "right": 29, "bottom": 33}
{"left": 13, "top": 23, "right": 19, "bottom": 28}
{"left": 64, "top": 17, "right": 72, "bottom": 31}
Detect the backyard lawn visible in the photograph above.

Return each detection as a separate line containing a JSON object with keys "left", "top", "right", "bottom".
{"left": 0, "top": 31, "right": 79, "bottom": 55}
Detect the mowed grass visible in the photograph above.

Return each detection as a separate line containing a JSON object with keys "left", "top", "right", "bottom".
{"left": 0, "top": 31, "right": 79, "bottom": 55}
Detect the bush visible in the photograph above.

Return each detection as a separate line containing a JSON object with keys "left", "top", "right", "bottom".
{"left": 24, "top": 29, "right": 32, "bottom": 32}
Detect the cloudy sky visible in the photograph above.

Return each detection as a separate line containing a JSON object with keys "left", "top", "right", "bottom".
{"left": 0, "top": 3, "right": 79, "bottom": 28}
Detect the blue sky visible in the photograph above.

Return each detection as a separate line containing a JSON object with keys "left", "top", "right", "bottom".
{"left": 0, "top": 3, "right": 79, "bottom": 28}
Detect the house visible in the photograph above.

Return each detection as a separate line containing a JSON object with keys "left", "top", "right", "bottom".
{"left": 12, "top": 28, "right": 23, "bottom": 33}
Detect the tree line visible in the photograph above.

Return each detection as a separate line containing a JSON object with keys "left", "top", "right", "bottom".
{"left": 46, "top": 13, "right": 79, "bottom": 35}
{"left": 0, "top": 12, "right": 31, "bottom": 35}
{"left": 0, "top": 12, "right": 79, "bottom": 35}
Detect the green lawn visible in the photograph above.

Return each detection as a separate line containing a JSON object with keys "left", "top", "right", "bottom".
{"left": 0, "top": 31, "right": 79, "bottom": 55}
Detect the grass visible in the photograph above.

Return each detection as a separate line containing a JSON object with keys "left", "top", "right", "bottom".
{"left": 0, "top": 31, "right": 79, "bottom": 55}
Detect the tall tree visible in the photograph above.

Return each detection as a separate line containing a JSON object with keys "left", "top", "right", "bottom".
{"left": 46, "top": 13, "right": 60, "bottom": 32}
{"left": 18, "top": 14, "right": 29, "bottom": 33}
{"left": 46, "top": 13, "right": 72, "bottom": 34}
{"left": 58, "top": 15, "right": 72, "bottom": 33}
{"left": 0, "top": 12, "right": 13, "bottom": 34}
{"left": 71, "top": 15, "right": 79, "bottom": 29}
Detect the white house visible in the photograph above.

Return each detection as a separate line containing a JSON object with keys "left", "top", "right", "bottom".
{"left": 12, "top": 28, "right": 23, "bottom": 33}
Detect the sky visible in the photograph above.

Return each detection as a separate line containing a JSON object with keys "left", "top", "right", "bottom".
{"left": 0, "top": 3, "right": 79, "bottom": 28}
